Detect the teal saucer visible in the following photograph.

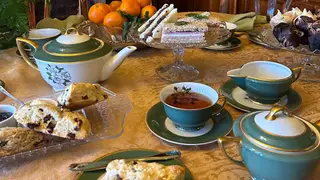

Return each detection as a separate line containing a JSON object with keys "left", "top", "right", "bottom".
{"left": 205, "top": 37, "right": 241, "bottom": 51}
{"left": 76, "top": 149, "right": 193, "bottom": 180}
{"left": 219, "top": 79, "right": 302, "bottom": 112}
{"left": 146, "top": 102, "right": 233, "bottom": 146}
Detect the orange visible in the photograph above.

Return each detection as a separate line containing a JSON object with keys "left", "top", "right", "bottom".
{"left": 88, "top": 3, "right": 112, "bottom": 24}
{"left": 119, "top": 0, "right": 141, "bottom": 16}
{"left": 140, "top": 5, "right": 156, "bottom": 19}
{"left": 137, "top": 0, "right": 151, "bottom": 8}
{"left": 109, "top": 1, "right": 121, "bottom": 11}
{"left": 103, "top": 11, "right": 128, "bottom": 28}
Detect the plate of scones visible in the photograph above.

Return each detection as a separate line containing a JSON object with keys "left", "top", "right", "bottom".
{"left": 0, "top": 83, "right": 132, "bottom": 161}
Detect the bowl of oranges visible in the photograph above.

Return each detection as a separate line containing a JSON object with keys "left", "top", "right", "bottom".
{"left": 78, "top": 0, "right": 157, "bottom": 50}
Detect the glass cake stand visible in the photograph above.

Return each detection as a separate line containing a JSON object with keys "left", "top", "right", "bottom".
{"left": 260, "top": 27, "right": 320, "bottom": 82}
{"left": 132, "top": 23, "right": 231, "bottom": 82}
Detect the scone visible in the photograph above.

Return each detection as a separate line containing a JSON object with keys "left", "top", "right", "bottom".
{"left": 14, "top": 103, "right": 62, "bottom": 134}
{"left": 14, "top": 104, "right": 91, "bottom": 139}
{"left": 58, "top": 83, "right": 108, "bottom": 110}
{"left": 0, "top": 127, "right": 43, "bottom": 157}
{"left": 104, "top": 160, "right": 185, "bottom": 180}
{"left": 53, "top": 111, "right": 91, "bottom": 139}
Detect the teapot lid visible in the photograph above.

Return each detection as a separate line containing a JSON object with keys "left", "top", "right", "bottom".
{"left": 240, "top": 106, "right": 319, "bottom": 154}
{"left": 34, "top": 28, "right": 112, "bottom": 63}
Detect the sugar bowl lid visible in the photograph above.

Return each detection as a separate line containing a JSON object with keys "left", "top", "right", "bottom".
{"left": 240, "top": 105, "right": 320, "bottom": 154}
{"left": 34, "top": 27, "right": 112, "bottom": 63}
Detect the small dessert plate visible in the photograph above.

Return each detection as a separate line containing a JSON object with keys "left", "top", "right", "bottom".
{"left": 76, "top": 149, "right": 193, "bottom": 180}
{"left": 220, "top": 79, "right": 302, "bottom": 112}
{"left": 204, "top": 37, "right": 241, "bottom": 51}
{"left": 146, "top": 102, "right": 233, "bottom": 146}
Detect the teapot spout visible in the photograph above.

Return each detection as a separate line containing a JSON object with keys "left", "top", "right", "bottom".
{"left": 100, "top": 46, "right": 137, "bottom": 81}
{"left": 227, "top": 69, "right": 246, "bottom": 90}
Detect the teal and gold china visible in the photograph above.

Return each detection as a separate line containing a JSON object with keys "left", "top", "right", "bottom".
{"left": 16, "top": 27, "right": 136, "bottom": 90}
{"left": 218, "top": 106, "right": 320, "bottom": 180}
{"left": 76, "top": 149, "right": 193, "bottom": 180}
{"left": 205, "top": 37, "right": 241, "bottom": 51}
{"left": 25, "top": 28, "right": 61, "bottom": 47}
{"left": 146, "top": 102, "right": 233, "bottom": 146}
{"left": 160, "top": 82, "right": 225, "bottom": 131}
{"left": 219, "top": 79, "right": 302, "bottom": 112}
{"left": 227, "top": 61, "right": 302, "bottom": 104}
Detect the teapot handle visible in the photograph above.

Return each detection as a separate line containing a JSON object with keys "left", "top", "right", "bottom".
{"left": 292, "top": 67, "right": 302, "bottom": 82}
{"left": 16, "top": 37, "right": 39, "bottom": 70}
{"left": 217, "top": 136, "right": 245, "bottom": 167}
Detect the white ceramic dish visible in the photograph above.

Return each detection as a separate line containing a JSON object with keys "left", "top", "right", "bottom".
{"left": 0, "top": 105, "right": 17, "bottom": 128}
{"left": 225, "top": 22, "right": 237, "bottom": 33}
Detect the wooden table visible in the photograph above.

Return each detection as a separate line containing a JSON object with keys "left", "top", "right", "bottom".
{"left": 1, "top": 32, "right": 320, "bottom": 180}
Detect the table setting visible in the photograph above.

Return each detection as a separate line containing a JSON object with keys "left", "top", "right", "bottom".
{"left": 0, "top": 1, "right": 320, "bottom": 180}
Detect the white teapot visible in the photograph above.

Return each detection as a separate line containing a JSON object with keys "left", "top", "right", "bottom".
{"left": 16, "top": 28, "right": 136, "bottom": 90}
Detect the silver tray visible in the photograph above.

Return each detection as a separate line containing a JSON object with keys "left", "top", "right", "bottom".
{"left": 0, "top": 89, "right": 132, "bottom": 163}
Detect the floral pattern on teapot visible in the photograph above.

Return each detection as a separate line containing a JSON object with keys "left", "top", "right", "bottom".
{"left": 45, "top": 64, "right": 71, "bottom": 86}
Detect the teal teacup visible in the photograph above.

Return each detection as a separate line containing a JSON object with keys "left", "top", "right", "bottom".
{"left": 160, "top": 82, "right": 225, "bottom": 131}
{"left": 23, "top": 28, "right": 61, "bottom": 54}
{"left": 227, "top": 61, "right": 302, "bottom": 104}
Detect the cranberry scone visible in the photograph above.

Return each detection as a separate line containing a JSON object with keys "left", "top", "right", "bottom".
{"left": 14, "top": 103, "right": 91, "bottom": 139}
{"left": 0, "top": 127, "right": 43, "bottom": 157}
{"left": 54, "top": 111, "right": 91, "bottom": 139}
{"left": 58, "top": 83, "right": 108, "bottom": 110}
{"left": 103, "top": 160, "right": 185, "bottom": 180}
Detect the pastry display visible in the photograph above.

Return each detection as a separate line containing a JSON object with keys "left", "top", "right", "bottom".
{"left": 0, "top": 127, "right": 43, "bottom": 157}
{"left": 273, "top": 23, "right": 303, "bottom": 47}
{"left": 14, "top": 102, "right": 91, "bottom": 139}
{"left": 270, "top": 8, "right": 320, "bottom": 51}
{"left": 103, "top": 159, "right": 185, "bottom": 180}
{"left": 138, "top": 4, "right": 177, "bottom": 42}
{"left": 58, "top": 83, "right": 108, "bottom": 111}
{"left": 161, "top": 21, "right": 208, "bottom": 43}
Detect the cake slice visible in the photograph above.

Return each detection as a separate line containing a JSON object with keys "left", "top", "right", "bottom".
{"left": 103, "top": 159, "right": 185, "bottom": 180}
{"left": 161, "top": 21, "right": 208, "bottom": 43}
{"left": 139, "top": 4, "right": 177, "bottom": 42}
{"left": 178, "top": 12, "right": 219, "bottom": 26}
{"left": 57, "top": 83, "right": 108, "bottom": 111}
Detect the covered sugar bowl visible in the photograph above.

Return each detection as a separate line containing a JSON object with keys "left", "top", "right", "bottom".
{"left": 218, "top": 105, "right": 320, "bottom": 180}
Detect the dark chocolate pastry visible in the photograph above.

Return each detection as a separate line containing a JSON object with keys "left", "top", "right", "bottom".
{"left": 273, "top": 23, "right": 303, "bottom": 47}
{"left": 308, "top": 34, "right": 320, "bottom": 51}
{"left": 308, "top": 21, "right": 320, "bottom": 51}
{"left": 308, "top": 20, "right": 320, "bottom": 36}
{"left": 315, "top": 9, "right": 320, "bottom": 20}
{"left": 293, "top": 16, "right": 315, "bottom": 33}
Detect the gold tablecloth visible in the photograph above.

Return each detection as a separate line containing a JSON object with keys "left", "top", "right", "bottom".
{"left": 1, "top": 20, "right": 320, "bottom": 180}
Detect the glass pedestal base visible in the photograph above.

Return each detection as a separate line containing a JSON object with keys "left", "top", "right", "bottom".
{"left": 156, "top": 63, "right": 199, "bottom": 82}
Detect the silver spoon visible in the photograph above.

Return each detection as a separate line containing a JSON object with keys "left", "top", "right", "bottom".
{"left": 0, "top": 86, "right": 25, "bottom": 106}
{"left": 69, "top": 150, "right": 181, "bottom": 172}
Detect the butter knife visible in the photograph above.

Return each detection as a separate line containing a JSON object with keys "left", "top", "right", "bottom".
{"left": 69, "top": 150, "right": 181, "bottom": 172}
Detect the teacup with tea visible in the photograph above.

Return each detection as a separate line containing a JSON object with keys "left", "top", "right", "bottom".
{"left": 160, "top": 82, "right": 225, "bottom": 131}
